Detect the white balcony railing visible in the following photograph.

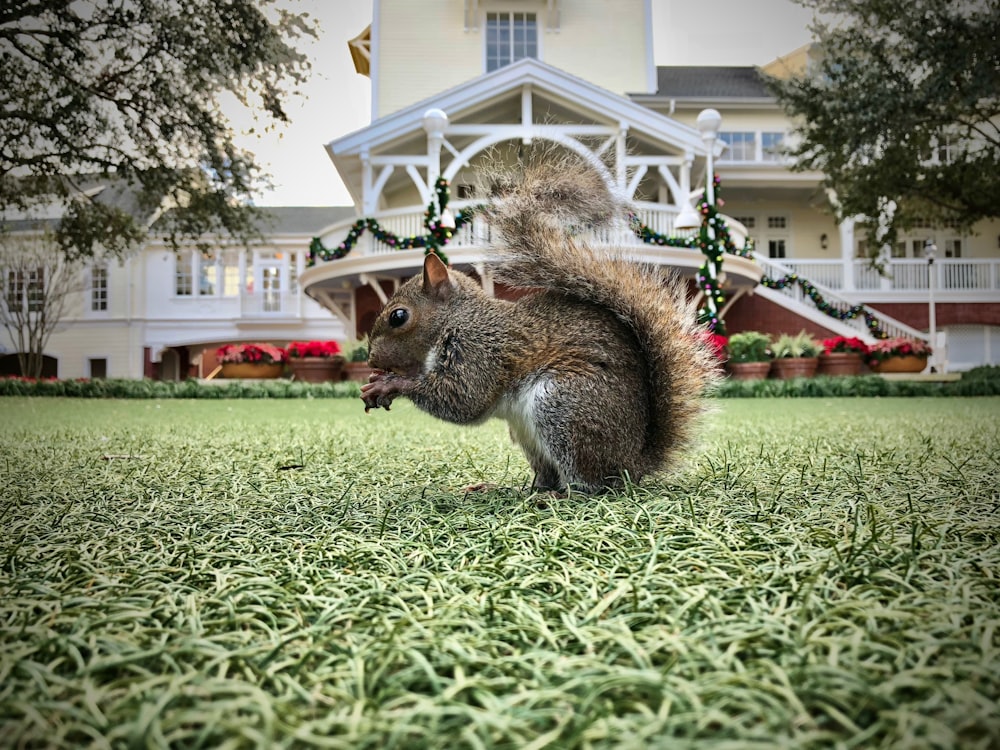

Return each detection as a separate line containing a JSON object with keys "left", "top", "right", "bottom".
{"left": 314, "top": 201, "right": 744, "bottom": 259}
{"left": 772, "top": 258, "right": 1000, "bottom": 295}
{"left": 753, "top": 254, "right": 929, "bottom": 342}
{"left": 240, "top": 291, "right": 300, "bottom": 317}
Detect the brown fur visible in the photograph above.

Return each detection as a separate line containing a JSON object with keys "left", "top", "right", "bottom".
{"left": 362, "top": 157, "right": 718, "bottom": 493}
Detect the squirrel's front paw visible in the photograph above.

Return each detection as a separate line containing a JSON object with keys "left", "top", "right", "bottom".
{"left": 361, "top": 373, "right": 398, "bottom": 412}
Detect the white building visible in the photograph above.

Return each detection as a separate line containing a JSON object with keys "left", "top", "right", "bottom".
{"left": 3, "top": 0, "right": 998, "bottom": 378}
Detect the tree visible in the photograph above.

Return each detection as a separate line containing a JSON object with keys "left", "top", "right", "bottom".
{"left": 0, "top": 0, "right": 316, "bottom": 260}
{"left": 0, "top": 225, "right": 84, "bottom": 378}
{"left": 765, "top": 0, "right": 1000, "bottom": 251}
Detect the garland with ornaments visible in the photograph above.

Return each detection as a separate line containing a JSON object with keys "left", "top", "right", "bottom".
{"left": 308, "top": 177, "right": 471, "bottom": 266}
{"left": 307, "top": 173, "right": 892, "bottom": 340}
{"left": 629, "top": 175, "right": 753, "bottom": 335}
{"left": 759, "top": 273, "right": 889, "bottom": 338}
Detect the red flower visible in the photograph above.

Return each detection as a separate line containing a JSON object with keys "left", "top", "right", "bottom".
{"left": 286, "top": 340, "right": 343, "bottom": 359}
{"left": 215, "top": 343, "right": 287, "bottom": 364}
{"left": 867, "top": 337, "right": 931, "bottom": 365}
{"left": 821, "top": 336, "right": 870, "bottom": 355}
{"left": 699, "top": 332, "right": 729, "bottom": 361}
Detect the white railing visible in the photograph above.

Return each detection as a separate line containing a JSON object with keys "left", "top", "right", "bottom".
{"left": 753, "top": 253, "right": 928, "bottom": 342}
{"left": 775, "top": 258, "right": 1000, "bottom": 294}
{"left": 314, "top": 201, "right": 750, "bottom": 258}
{"left": 240, "top": 291, "right": 300, "bottom": 317}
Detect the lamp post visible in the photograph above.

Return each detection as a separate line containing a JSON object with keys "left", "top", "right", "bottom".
{"left": 924, "top": 239, "right": 937, "bottom": 372}
{"left": 696, "top": 108, "right": 722, "bottom": 204}
{"left": 422, "top": 108, "right": 449, "bottom": 187}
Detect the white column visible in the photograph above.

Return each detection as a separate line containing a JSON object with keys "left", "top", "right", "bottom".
{"left": 422, "top": 108, "right": 449, "bottom": 190}
{"left": 696, "top": 109, "right": 722, "bottom": 204}
{"left": 839, "top": 218, "right": 856, "bottom": 291}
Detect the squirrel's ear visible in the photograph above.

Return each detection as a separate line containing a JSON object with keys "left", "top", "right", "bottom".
{"left": 422, "top": 252, "right": 455, "bottom": 300}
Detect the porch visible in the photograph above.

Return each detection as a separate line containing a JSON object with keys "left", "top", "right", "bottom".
{"left": 300, "top": 201, "right": 762, "bottom": 330}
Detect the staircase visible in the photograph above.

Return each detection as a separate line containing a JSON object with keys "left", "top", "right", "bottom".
{"left": 751, "top": 253, "right": 929, "bottom": 342}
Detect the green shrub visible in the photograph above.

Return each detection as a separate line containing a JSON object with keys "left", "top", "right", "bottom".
{"left": 0, "top": 377, "right": 363, "bottom": 399}
{"left": 4, "top": 372, "right": 1000, "bottom": 400}
{"left": 727, "top": 331, "right": 772, "bottom": 363}
{"left": 770, "top": 330, "right": 821, "bottom": 358}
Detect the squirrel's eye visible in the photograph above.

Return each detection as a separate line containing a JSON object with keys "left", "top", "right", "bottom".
{"left": 388, "top": 308, "right": 409, "bottom": 328}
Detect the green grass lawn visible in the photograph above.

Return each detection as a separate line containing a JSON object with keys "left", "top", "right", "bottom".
{"left": 1, "top": 396, "right": 999, "bottom": 748}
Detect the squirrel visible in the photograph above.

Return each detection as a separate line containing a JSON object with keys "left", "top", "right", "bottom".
{"left": 361, "top": 156, "right": 719, "bottom": 494}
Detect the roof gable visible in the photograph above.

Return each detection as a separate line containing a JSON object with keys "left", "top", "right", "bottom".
{"left": 329, "top": 58, "right": 705, "bottom": 157}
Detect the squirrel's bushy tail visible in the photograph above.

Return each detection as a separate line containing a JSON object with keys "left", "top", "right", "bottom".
{"left": 484, "top": 155, "right": 719, "bottom": 473}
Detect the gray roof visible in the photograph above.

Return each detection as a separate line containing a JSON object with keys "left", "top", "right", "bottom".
{"left": 650, "top": 66, "right": 772, "bottom": 99}
{"left": 2, "top": 197, "right": 355, "bottom": 237}
{"left": 259, "top": 206, "right": 356, "bottom": 235}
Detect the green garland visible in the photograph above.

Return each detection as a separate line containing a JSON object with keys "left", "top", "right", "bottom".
{"left": 307, "top": 173, "right": 889, "bottom": 342}
{"left": 759, "top": 273, "right": 889, "bottom": 339}
{"left": 629, "top": 175, "right": 752, "bottom": 336}
{"left": 308, "top": 177, "right": 472, "bottom": 266}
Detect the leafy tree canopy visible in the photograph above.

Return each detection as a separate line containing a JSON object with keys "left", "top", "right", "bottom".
{"left": 0, "top": 0, "right": 316, "bottom": 260}
{"left": 765, "top": 0, "right": 1000, "bottom": 251}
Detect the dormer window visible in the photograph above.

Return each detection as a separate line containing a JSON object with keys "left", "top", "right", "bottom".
{"left": 486, "top": 12, "right": 537, "bottom": 72}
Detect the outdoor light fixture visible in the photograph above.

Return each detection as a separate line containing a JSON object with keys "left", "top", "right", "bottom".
{"left": 820, "top": 233, "right": 829, "bottom": 249}
{"left": 421, "top": 108, "right": 449, "bottom": 139}
{"left": 674, "top": 201, "right": 702, "bottom": 231}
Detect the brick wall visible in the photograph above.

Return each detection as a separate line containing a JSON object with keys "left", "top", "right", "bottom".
{"left": 724, "top": 296, "right": 1000, "bottom": 337}
{"left": 723, "top": 293, "right": 842, "bottom": 338}
{"left": 866, "top": 302, "right": 1000, "bottom": 329}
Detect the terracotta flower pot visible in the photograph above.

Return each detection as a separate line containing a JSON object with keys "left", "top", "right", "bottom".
{"left": 817, "top": 352, "right": 864, "bottom": 377}
{"left": 727, "top": 361, "right": 772, "bottom": 380}
{"left": 870, "top": 355, "right": 928, "bottom": 374}
{"left": 770, "top": 357, "right": 819, "bottom": 380}
{"left": 220, "top": 362, "right": 284, "bottom": 379}
{"left": 288, "top": 356, "right": 344, "bottom": 383}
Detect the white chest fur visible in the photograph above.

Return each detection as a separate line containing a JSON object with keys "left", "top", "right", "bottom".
{"left": 494, "top": 377, "right": 554, "bottom": 466}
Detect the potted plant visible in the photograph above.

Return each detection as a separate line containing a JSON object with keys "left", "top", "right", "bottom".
{"left": 818, "top": 335, "right": 870, "bottom": 376}
{"left": 769, "top": 331, "right": 820, "bottom": 379}
{"left": 868, "top": 336, "right": 932, "bottom": 374}
{"left": 342, "top": 340, "right": 374, "bottom": 382}
{"left": 215, "top": 343, "right": 287, "bottom": 379}
{"left": 725, "top": 331, "right": 772, "bottom": 380}
{"left": 286, "top": 340, "right": 345, "bottom": 383}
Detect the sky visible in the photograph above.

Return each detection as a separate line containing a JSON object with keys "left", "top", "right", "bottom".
{"left": 240, "top": 0, "right": 816, "bottom": 207}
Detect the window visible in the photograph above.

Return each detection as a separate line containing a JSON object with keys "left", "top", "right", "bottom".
{"left": 6, "top": 270, "right": 24, "bottom": 311}
{"left": 88, "top": 358, "right": 107, "bottom": 379}
{"left": 288, "top": 252, "right": 300, "bottom": 294}
{"left": 222, "top": 254, "right": 241, "bottom": 297}
{"left": 762, "top": 215, "right": 788, "bottom": 259}
{"left": 761, "top": 132, "right": 785, "bottom": 162}
{"left": 90, "top": 265, "right": 108, "bottom": 311}
{"left": 175, "top": 251, "right": 193, "bottom": 296}
{"left": 720, "top": 132, "right": 755, "bottom": 161}
{"left": 6, "top": 269, "right": 44, "bottom": 312}
{"left": 486, "top": 12, "right": 537, "bottom": 72}
{"left": 733, "top": 216, "right": 756, "bottom": 229}
{"left": 944, "top": 239, "right": 962, "bottom": 258}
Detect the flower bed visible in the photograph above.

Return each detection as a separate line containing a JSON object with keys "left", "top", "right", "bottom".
{"left": 867, "top": 337, "right": 931, "bottom": 373}
{"left": 216, "top": 343, "right": 288, "bottom": 379}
